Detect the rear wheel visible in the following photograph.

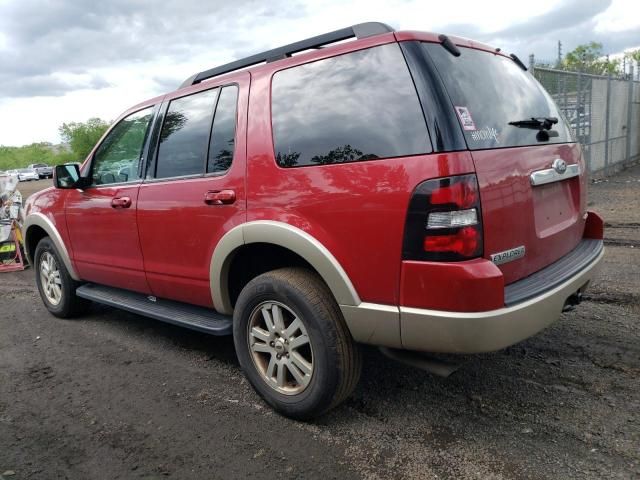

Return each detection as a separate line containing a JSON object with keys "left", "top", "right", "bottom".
{"left": 34, "top": 237, "right": 89, "bottom": 318}
{"left": 233, "top": 268, "right": 361, "bottom": 420}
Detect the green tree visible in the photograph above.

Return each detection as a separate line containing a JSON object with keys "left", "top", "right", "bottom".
{"left": 562, "top": 42, "right": 620, "bottom": 75}
{"left": 0, "top": 142, "right": 75, "bottom": 170}
{"left": 626, "top": 49, "right": 640, "bottom": 62}
{"left": 59, "top": 118, "right": 110, "bottom": 161}
{"left": 625, "top": 49, "right": 640, "bottom": 74}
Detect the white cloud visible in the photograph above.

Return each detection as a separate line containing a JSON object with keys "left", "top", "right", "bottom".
{"left": 594, "top": 0, "right": 640, "bottom": 32}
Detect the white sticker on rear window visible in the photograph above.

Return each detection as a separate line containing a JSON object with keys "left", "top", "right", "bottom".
{"left": 454, "top": 106, "right": 476, "bottom": 131}
{"left": 471, "top": 126, "right": 500, "bottom": 144}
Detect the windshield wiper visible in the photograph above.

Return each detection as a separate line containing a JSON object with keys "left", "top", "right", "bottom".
{"left": 508, "top": 117, "right": 558, "bottom": 130}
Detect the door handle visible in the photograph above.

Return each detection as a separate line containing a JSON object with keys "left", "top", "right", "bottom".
{"left": 111, "top": 196, "right": 132, "bottom": 208}
{"left": 204, "top": 190, "right": 236, "bottom": 205}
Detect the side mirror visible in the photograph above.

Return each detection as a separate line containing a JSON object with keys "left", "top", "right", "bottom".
{"left": 54, "top": 163, "right": 89, "bottom": 189}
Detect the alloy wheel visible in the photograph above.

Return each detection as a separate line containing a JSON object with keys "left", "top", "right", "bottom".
{"left": 39, "top": 251, "right": 62, "bottom": 306}
{"left": 247, "top": 301, "right": 314, "bottom": 395}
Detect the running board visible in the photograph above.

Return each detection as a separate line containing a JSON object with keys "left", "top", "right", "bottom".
{"left": 76, "top": 284, "right": 232, "bottom": 335}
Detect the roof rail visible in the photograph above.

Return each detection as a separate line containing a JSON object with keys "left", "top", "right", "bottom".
{"left": 179, "top": 22, "right": 394, "bottom": 89}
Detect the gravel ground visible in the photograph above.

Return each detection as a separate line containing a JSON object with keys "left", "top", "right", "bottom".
{"left": 10, "top": 179, "right": 53, "bottom": 200}
{"left": 1, "top": 168, "right": 638, "bottom": 479}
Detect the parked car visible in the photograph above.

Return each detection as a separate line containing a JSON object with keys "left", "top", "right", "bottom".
{"left": 7, "top": 168, "right": 39, "bottom": 182}
{"left": 27, "top": 163, "right": 54, "bottom": 179}
{"left": 23, "top": 22, "right": 604, "bottom": 419}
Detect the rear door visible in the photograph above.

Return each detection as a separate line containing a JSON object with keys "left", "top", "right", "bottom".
{"left": 136, "top": 74, "right": 248, "bottom": 308}
{"left": 65, "top": 106, "right": 155, "bottom": 293}
{"left": 423, "top": 43, "right": 587, "bottom": 284}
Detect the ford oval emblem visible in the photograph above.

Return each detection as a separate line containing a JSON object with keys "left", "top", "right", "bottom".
{"left": 553, "top": 158, "right": 567, "bottom": 174}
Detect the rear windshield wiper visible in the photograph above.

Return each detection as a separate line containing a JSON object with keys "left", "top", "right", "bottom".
{"left": 508, "top": 117, "right": 558, "bottom": 130}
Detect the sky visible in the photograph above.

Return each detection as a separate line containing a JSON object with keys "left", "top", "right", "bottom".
{"left": 0, "top": 0, "right": 638, "bottom": 147}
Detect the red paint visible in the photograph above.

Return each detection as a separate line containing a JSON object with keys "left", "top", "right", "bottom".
{"left": 65, "top": 184, "right": 150, "bottom": 293}
{"left": 583, "top": 211, "right": 604, "bottom": 239}
{"left": 244, "top": 151, "right": 475, "bottom": 305}
{"left": 135, "top": 72, "right": 249, "bottom": 308}
{"left": 400, "top": 259, "right": 504, "bottom": 312}
{"left": 471, "top": 143, "right": 586, "bottom": 285}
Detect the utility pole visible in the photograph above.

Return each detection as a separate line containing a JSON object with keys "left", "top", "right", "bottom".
{"left": 557, "top": 40, "right": 562, "bottom": 67}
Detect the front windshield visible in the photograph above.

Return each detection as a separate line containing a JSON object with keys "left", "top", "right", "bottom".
{"left": 423, "top": 43, "right": 573, "bottom": 150}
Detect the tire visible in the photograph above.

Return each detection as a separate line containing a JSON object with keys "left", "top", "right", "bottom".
{"left": 34, "top": 237, "right": 89, "bottom": 318}
{"left": 233, "top": 267, "right": 361, "bottom": 420}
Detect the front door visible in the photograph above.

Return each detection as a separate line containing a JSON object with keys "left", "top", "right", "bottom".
{"left": 137, "top": 74, "right": 248, "bottom": 308}
{"left": 65, "top": 106, "right": 156, "bottom": 293}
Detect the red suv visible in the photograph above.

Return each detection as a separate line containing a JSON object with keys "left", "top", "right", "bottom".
{"left": 24, "top": 23, "right": 604, "bottom": 419}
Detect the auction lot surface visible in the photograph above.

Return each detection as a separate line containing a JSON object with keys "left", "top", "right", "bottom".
{"left": 1, "top": 172, "right": 639, "bottom": 479}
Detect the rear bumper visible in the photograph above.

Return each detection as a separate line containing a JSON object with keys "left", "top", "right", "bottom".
{"left": 342, "top": 240, "right": 604, "bottom": 354}
{"left": 401, "top": 244, "right": 603, "bottom": 353}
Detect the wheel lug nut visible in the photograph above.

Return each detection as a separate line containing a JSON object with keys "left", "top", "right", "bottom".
{"left": 276, "top": 354, "right": 281, "bottom": 359}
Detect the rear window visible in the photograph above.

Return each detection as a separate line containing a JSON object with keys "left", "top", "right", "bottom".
{"left": 423, "top": 44, "right": 573, "bottom": 150}
{"left": 271, "top": 43, "right": 431, "bottom": 167}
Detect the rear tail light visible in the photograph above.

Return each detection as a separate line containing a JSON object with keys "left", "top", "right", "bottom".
{"left": 402, "top": 174, "right": 483, "bottom": 261}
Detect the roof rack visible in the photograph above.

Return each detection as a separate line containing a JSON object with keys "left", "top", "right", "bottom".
{"left": 179, "top": 22, "right": 394, "bottom": 89}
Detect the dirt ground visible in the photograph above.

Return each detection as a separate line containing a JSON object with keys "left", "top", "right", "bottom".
{"left": 1, "top": 169, "right": 638, "bottom": 479}
{"left": 12, "top": 179, "right": 53, "bottom": 200}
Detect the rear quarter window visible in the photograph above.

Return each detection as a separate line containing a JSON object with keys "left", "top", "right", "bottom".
{"left": 271, "top": 43, "right": 431, "bottom": 167}
{"left": 423, "top": 44, "right": 573, "bottom": 150}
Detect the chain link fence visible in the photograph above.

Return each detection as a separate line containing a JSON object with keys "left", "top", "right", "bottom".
{"left": 530, "top": 60, "right": 639, "bottom": 177}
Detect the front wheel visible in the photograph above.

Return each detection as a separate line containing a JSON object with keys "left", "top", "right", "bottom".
{"left": 233, "top": 268, "right": 361, "bottom": 420}
{"left": 34, "top": 237, "right": 89, "bottom": 318}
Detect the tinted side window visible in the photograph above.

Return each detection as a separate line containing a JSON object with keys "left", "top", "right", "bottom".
{"left": 272, "top": 43, "right": 431, "bottom": 167}
{"left": 92, "top": 107, "right": 153, "bottom": 185}
{"left": 208, "top": 85, "right": 238, "bottom": 174}
{"left": 156, "top": 88, "right": 218, "bottom": 179}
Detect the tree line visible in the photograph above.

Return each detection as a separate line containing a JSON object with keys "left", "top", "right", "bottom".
{"left": 0, "top": 118, "right": 110, "bottom": 171}
{"left": 542, "top": 42, "right": 640, "bottom": 76}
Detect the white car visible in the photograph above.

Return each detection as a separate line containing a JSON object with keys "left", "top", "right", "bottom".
{"left": 27, "top": 163, "right": 54, "bottom": 179}
{"left": 7, "top": 168, "right": 40, "bottom": 182}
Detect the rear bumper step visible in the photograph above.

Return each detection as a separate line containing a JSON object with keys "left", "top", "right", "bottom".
{"left": 504, "top": 239, "right": 603, "bottom": 306}
{"left": 76, "top": 284, "right": 232, "bottom": 335}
